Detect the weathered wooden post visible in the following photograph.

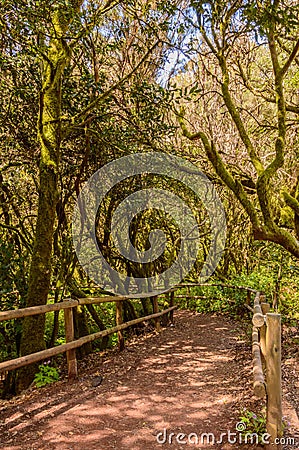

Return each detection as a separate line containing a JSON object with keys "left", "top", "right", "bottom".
{"left": 187, "top": 285, "right": 190, "bottom": 309}
{"left": 265, "top": 313, "right": 282, "bottom": 449}
{"left": 169, "top": 291, "right": 174, "bottom": 324}
{"left": 64, "top": 305, "right": 78, "bottom": 381}
{"left": 116, "top": 301, "right": 125, "bottom": 351}
{"left": 260, "top": 302, "right": 270, "bottom": 363}
{"left": 152, "top": 296, "right": 161, "bottom": 332}
{"left": 163, "top": 292, "right": 170, "bottom": 326}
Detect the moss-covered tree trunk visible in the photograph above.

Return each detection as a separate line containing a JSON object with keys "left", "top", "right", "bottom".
{"left": 179, "top": 4, "right": 299, "bottom": 261}
{"left": 16, "top": 3, "right": 82, "bottom": 393}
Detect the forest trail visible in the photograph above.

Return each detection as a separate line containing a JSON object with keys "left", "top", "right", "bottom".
{"left": 0, "top": 311, "right": 279, "bottom": 449}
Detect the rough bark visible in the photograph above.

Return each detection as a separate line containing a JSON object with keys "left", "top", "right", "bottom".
{"left": 179, "top": 5, "right": 299, "bottom": 261}
{"left": 16, "top": 3, "right": 83, "bottom": 393}
{"left": 73, "top": 306, "right": 93, "bottom": 358}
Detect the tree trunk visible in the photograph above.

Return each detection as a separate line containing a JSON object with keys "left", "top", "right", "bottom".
{"left": 15, "top": 5, "right": 81, "bottom": 393}
{"left": 85, "top": 304, "right": 109, "bottom": 350}
{"left": 16, "top": 124, "right": 60, "bottom": 393}
{"left": 68, "top": 279, "right": 93, "bottom": 357}
{"left": 73, "top": 306, "right": 93, "bottom": 358}
{"left": 49, "top": 310, "right": 60, "bottom": 348}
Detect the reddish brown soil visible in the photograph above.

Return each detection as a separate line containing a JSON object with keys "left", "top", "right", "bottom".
{"left": 0, "top": 310, "right": 298, "bottom": 450}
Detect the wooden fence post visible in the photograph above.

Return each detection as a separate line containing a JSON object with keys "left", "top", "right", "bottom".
{"left": 116, "top": 301, "right": 125, "bottom": 351}
{"left": 187, "top": 286, "right": 190, "bottom": 309}
{"left": 152, "top": 296, "right": 161, "bottom": 332}
{"left": 265, "top": 313, "right": 282, "bottom": 449}
{"left": 260, "top": 302, "right": 270, "bottom": 363}
{"left": 64, "top": 307, "right": 77, "bottom": 381}
{"left": 163, "top": 292, "right": 170, "bottom": 326}
{"left": 169, "top": 291, "right": 174, "bottom": 324}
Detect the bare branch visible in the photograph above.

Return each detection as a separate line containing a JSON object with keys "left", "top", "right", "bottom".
{"left": 65, "top": 40, "right": 160, "bottom": 128}
{"left": 281, "top": 38, "right": 299, "bottom": 77}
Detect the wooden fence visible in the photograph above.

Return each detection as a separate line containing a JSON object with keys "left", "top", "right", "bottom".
{"left": 179, "top": 283, "right": 282, "bottom": 449}
{"left": 250, "top": 291, "right": 282, "bottom": 449}
{"left": 0, "top": 283, "right": 282, "bottom": 446}
{"left": 0, "top": 290, "right": 176, "bottom": 380}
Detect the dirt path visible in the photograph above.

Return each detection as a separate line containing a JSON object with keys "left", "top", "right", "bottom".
{"left": 0, "top": 311, "right": 297, "bottom": 449}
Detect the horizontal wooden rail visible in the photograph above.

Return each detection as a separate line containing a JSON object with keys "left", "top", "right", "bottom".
{"left": 0, "top": 299, "right": 78, "bottom": 322}
{"left": 175, "top": 295, "right": 216, "bottom": 299}
{"left": 78, "top": 290, "right": 174, "bottom": 305}
{"left": 252, "top": 326, "right": 266, "bottom": 398}
{"left": 252, "top": 292, "right": 265, "bottom": 327}
{"left": 0, "top": 306, "right": 177, "bottom": 373}
{"left": 177, "top": 283, "right": 259, "bottom": 293}
{"left": 0, "top": 289, "right": 178, "bottom": 321}
{"left": 0, "top": 284, "right": 258, "bottom": 324}
{"left": 244, "top": 304, "right": 254, "bottom": 313}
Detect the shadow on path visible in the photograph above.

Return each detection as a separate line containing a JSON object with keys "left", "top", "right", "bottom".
{"left": 0, "top": 311, "right": 250, "bottom": 450}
